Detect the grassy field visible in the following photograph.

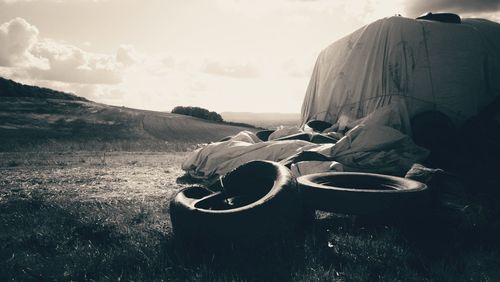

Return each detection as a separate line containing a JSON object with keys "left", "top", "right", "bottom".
{"left": 1, "top": 149, "right": 500, "bottom": 281}
{"left": 0, "top": 96, "right": 256, "bottom": 152}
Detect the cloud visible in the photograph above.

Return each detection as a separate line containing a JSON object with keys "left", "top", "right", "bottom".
{"left": 0, "top": 17, "right": 131, "bottom": 84}
{"left": 0, "top": 17, "right": 42, "bottom": 67}
{"left": 116, "top": 44, "right": 138, "bottom": 67}
{"left": 202, "top": 61, "right": 258, "bottom": 78}
{"left": 27, "top": 39, "right": 122, "bottom": 84}
{"left": 282, "top": 58, "right": 314, "bottom": 78}
{"left": 405, "top": 0, "right": 500, "bottom": 17}
{"left": 1, "top": 0, "right": 109, "bottom": 3}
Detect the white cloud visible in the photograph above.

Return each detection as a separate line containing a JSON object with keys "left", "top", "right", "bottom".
{"left": 1, "top": 0, "right": 109, "bottom": 3}
{"left": 0, "top": 17, "right": 44, "bottom": 67}
{"left": 27, "top": 39, "right": 123, "bottom": 84}
{"left": 282, "top": 58, "right": 314, "bottom": 78}
{"left": 0, "top": 17, "right": 132, "bottom": 84}
{"left": 202, "top": 60, "right": 258, "bottom": 78}
{"left": 115, "top": 44, "right": 138, "bottom": 67}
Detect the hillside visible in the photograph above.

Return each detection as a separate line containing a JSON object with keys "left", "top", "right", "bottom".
{"left": 0, "top": 77, "right": 254, "bottom": 151}
{"left": 0, "top": 77, "right": 87, "bottom": 101}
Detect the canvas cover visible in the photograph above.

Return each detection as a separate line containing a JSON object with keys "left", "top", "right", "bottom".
{"left": 182, "top": 124, "right": 429, "bottom": 180}
{"left": 300, "top": 16, "right": 500, "bottom": 131}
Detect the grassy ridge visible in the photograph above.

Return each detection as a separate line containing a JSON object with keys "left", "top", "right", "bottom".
{"left": 0, "top": 76, "right": 257, "bottom": 151}
{"left": 0, "top": 97, "right": 254, "bottom": 151}
{"left": 0, "top": 77, "right": 87, "bottom": 101}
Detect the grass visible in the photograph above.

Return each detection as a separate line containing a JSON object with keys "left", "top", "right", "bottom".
{"left": 0, "top": 96, "right": 257, "bottom": 154}
{"left": 0, "top": 137, "right": 201, "bottom": 153}
{"left": 1, "top": 149, "right": 500, "bottom": 281}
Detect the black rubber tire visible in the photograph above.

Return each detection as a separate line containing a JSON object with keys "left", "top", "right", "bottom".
{"left": 274, "top": 132, "right": 312, "bottom": 142}
{"left": 411, "top": 110, "right": 458, "bottom": 168}
{"left": 306, "top": 120, "right": 333, "bottom": 132}
{"left": 170, "top": 161, "right": 301, "bottom": 246}
{"left": 255, "top": 130, "right": 275, "bottom": 141}
{"left": 411, "top": 111, "right": 457, "bottom": 150}
{"left": 218, "top": 135, "right": 233, "bottom": 142}
{"left": 298, "top": 172, "right": 429, "bottom": 215}
{"left": 310, "top": 133, "right": 338, "bottom": 144}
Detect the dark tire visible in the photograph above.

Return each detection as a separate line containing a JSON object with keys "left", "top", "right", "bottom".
{"left": 255, "top": 130, "right": 275, "bottom": 141}
{"left": 306, "top": 120, "right": 333, "bottom": 132}
{"left": 310, "top": 133, "right": 338, "bottom": 144}
{"left": 298, "top": 172, "right": 429, "bottom": 215}
{"left": 411, "top": 111, "right": 456, "bottom": 150}
{"left": 274, "top": 132, "right": 312, "bottom": 142}
{"left": 411, "top": 110, "right": 458, "bottom": 168}
{"left": 218, "top": 135, "right": 233, "bottom": 142}
{"left": 170, "top": 161, "right": 301, "bottom": 246}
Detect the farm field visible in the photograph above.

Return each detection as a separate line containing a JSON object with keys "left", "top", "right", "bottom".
{"left": 1, "top": 150, "right": 500, "bottom": 281}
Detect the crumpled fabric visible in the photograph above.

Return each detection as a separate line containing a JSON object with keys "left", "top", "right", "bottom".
{"left": 182, "top": 124, "right": 429, "bottom": 179}
{"left": 182, "top": 133, "right": 318, "bottom": 179}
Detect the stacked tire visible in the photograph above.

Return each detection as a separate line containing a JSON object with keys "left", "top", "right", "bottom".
{"left": 170, "top": 162, "right": 430, "bottom": 251}
{"left": 170, "top": 161, "right": 302, "bottom": 247}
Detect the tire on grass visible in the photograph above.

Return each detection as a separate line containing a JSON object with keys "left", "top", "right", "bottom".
{"left": 170, "top": 161, "right": 301, "bottom": 247}
{"left": 298, "top": 172, "right": 429, "bottom": 216}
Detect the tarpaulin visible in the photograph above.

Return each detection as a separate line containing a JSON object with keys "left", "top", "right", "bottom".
{"left": 300, "top": 16, "right": 500, "bottom": 132}
{"left": 182, "top": 124, "right": 429, "bottom": 179}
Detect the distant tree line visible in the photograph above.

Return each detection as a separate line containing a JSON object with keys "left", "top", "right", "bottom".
{"left": 0, "top": 76, "right": 87, "bottom": 101}
{"left": 171, "top": 106, "right": 223, "bottom": 122}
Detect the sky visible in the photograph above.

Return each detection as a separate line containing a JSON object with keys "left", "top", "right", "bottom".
{"left": 1, "top": 0, "right": 499, "bottom": 113}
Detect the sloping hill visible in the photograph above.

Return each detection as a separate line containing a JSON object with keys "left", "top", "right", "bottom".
{"left": 0, "top": 77, "right": 87, "bottom": 101}
{"left": 0, "top": 77, "right": 254, "bottom": 151}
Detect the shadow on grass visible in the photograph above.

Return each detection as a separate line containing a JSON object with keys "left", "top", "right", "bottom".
{"left": 0, "top": 194, "right": 308, "bottom": 281}
{"left": 165, "top": 236, "right": 309, "bottom": 281}
{"left": 2, "top": 178, "right": 500, "bottom": 281}
{"left": 169, "top": 172, "right": 500, "bottom": 281}
{"left": 0, "top": 198, "right": 153, "bottom": 281}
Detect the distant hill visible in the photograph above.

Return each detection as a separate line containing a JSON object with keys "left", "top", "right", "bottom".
{"left": 0, "top": 77, "right": 87, "bottom": 101}
{"left": 221, "top": 112, "right": 300, "bottom": 129}
{"left": 0, "top": 77, "right": 254, "bottom": 151}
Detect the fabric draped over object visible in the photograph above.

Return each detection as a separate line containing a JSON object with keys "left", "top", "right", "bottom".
{"left": 300, "top": 16, "right": 500, "bottom": 132}
{"left": 182, "top": 123, "right": 429, "bottom": 180}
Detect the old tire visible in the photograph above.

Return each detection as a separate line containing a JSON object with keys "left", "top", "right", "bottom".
{"left": 218, "top": 135, "right": 233, "bottom": 142}
{"left": 255, "top": 130, "right": 275, "bottom": 141}
{"left": 274, "top": 132, "right": 312, "bottom": 142}
{"left": 170, "top": 161, "right": 301, "bottom": 246}
{"left": 411, "top": 110, "right": 458, "bottom": 168}
{"left": 298, "top": 172, "right": 429, "bottom": 215}
{"left": 306, "top": 120, "right": 333, "bottom": 132}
